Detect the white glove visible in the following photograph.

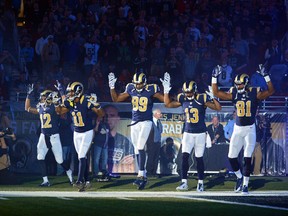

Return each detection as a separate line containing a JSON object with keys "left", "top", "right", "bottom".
{"left": 27, "top": 84, "right": 34, "bottom": 96}
{"left": 87, "top": 93, "right": 98, "bottom": 106}
{"left": 205, "top": 85, "right": 215, "bottom": 99}
{"left": 54, "top": 80, "right": 64, "bottom": 96}
{"left": 256, "top": 64, "right": 268, "bottom": 77}
{"left": 108, "top": 72, "right": 117, "bottom": 89}
{"left": 50, "top": 92, "right": 61, "bottom": 106}
{"left": 160, "top": 72, "right": 172, "bottom": 94}
{"left": 212, "top": 65, "right": 222, "bottom": 78}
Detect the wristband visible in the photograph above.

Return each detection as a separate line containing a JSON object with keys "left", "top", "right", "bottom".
{"left": 212, "top": 77, "right": 217, "bottom": 84}
{"left": 264, "top": 75, "right": 270, "bottom": 82}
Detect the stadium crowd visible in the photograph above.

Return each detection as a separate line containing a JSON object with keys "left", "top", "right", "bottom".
{"left": 0, "top": 0, "right": 287, "bottom": 103}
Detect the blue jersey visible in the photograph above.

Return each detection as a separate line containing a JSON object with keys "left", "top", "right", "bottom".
{"left": 37, "top": 103, "right": 60, "bottom": 135}
{"left": 125, "top": 83, "right": 160, "bottom": 122}
{"left": 177, "top": 93, "right": 208, "bottom": 133}
{"left": 230, "top": 87, "right": 260, "bottom": 126}
{"left": 63, "top": 94, "right": 101, "bottom": 132}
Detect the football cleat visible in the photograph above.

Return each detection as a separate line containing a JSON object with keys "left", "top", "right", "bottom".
{"left": 241, "top": 185, "right": 249, "bottom": 195}
{"left": 138, "top": 177, "right": 148, "bottom": 190}
{"left": 196, "top": 183, "right": 204, "bottom": 192}
{"left": 176, "top": 182, "right": 188, "bottom": 191}
{"left": 84, "top": 181, "right": 92, "bottom": 190}
{"left": 234, "top": 177, "right": 243, "bottom": 192}
{"left": 133, "top": 176, "right": 148, "bottom": 190}
{"left": 39, "top": 181, "right": 50, "bottom": 187}
{"left": 73, "top": 181, "right": 85, "bottom": 192}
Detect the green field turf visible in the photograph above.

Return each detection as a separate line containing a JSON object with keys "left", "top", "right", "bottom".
{"left": 0, "top": 173, "right": 287, "bottom": 216}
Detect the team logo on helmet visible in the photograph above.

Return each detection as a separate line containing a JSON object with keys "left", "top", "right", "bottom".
{"left": 182, "top": 81, "right": 197, "bottom": 100}
{"left": 66, "top": 82, "right": 84, "bottom": 101}
{"left": 39, "top": 90, "right": 53, "bottom": 105}
{"left": 132, "top": 72, "right": 147, "bottom": 92}
{"left": 234, "top": 74, "right": 249, "bottom": 93}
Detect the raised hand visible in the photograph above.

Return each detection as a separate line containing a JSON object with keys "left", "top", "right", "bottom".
{"left": 54, "top": 80, "right": 64, "bottom": 96}
{"left": 160, "top": 72, "right": 171, "bottom": 94}
{"left": 27, "top": 84, "right": 34, "bottom": 97}
{"left": 212, "top": 65, "right": 222, "bottom": 78}
{"left": 87, "top": 93, "right": 98, "bottom": 106}
{"left": 256, "top": 64, "right": 268, "bottom": 77}
{"left": 205, "top": 85, "right": 215, "bottom": 99}
{"left": 108, "top": 72, "right": 117, "bottom": 89}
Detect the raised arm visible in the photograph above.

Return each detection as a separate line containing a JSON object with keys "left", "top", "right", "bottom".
{"left": 205, "top": 86, "right": 222, "bottom": 111}
{"left": 211, "top": 65, "right": 232, "bottom": 100}
{"left": 25, "top": 84, "right": 38, "bottom": 114}
{"left": 108, "top": 72, "right": 130, "bottom": 102}
{"left": 160, "top": 72, "right": 181, "bottom": 108}
{"left": 256, "top": 64, "right": 275, "bottom": 100}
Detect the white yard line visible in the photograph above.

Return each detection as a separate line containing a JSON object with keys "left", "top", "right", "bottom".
{"left": 1, "top": 190, "right": 288, "bottom": 211}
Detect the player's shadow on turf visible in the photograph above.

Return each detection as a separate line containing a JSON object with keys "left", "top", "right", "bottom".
{"left": 250, "top": 178, "right": 282, "bottom": 190}
{"left": 204, "top": 175, "right": 226, "bottom": 190}
{"left": 148, "top": 176, "right": 180, "bottom": 189}
{"left": 98, "top": 179, "right": 134, "bottom": 189}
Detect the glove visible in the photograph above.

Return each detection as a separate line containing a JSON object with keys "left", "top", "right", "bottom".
{"left": 257, "top": 64, "right": 271, "bottom": 82}
{"left": 87, "top": 93, "right": 98, "bottom": 106}
{"left": 26, "top": 84, "right": 34, "bottom": 98}
{"left": 160, "top": 72, "right": 171, "bottom": 94}
{"left": 3, "top": 127, "right": 13, "bottom": 135}
{"left": 108, "top": 72, "right": 117, "bottom": 89}
{"left": 54, "top": 80, "right": 64, "bottom": 96}
{"left": 50, "top": 92, "right": 61, "bottom": 106}
{"left": 257, "top": 64, "right": 268, "bottom": 77}
{"left": 205, "top": 85, "right": 215, "bottom": 99}
{"left": 212, "top": 65, "right": 222, "bottom": 78}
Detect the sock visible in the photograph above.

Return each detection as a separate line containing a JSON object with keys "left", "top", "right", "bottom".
{"left": 182, "top": 179, "right": 187, "bottom": 184}
{"left": 243, "top": 176, "right": 249, "bottom": 186}
{"left": 234, "top": 170, "right": 243, "bottom": 179}
{"left": 43, "top": 176, "right": 48, "bottom": 183}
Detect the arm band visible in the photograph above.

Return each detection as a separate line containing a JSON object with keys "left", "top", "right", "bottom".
{"left": 212, "top": 77, "right": 217, "bottom": 84}
{"left": 264, "top": 75, "right": 271, "bottom": 82}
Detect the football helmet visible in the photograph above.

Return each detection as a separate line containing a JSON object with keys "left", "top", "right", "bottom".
{"left": 182, "top": 81, "right": 197, "bottom": 99}
{"left": 234, "top": 74, "right": 249, "bottom": 93}
{"left": 132, "top": 72, "right": 147, "bottom": 92}
{"left": 66, "top": 82, "right": 84, "bottom": 101}
{"left": 39, "top": 90, "right": 53, "bottom": 105}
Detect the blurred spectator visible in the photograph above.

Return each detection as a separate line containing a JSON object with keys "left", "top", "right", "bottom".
{"left": 218, "top": 51, "right": 233, "bottom": 87}
{"left": 160, "top": 137, "right": 176, "bottom": 175}
{"left": 207, "top": 116, "right": 226, "bottom": 145}
{"left": 83, "top": 36, "right": 100, "bottom": 80}
{"left": 264, "top": 38, "right": 281, "bottom": 70}
{"left": 20, "top": 40, "right": 34, "bottom": 76}
{"left": 41, "top": 35, "right": 60, "bottom": 84}
{"left": 182, "top": 50, "right": 197, "bottom": 81}
{"left": 224, "top": 111, "right": 236, "bottom": 142}
{"left": 231, "top": 26, "right": 249, "bottom": 63}
{"left": 150, "top": 40, "right": 166, "bottom": 78}
{"left": 60, "top": 33, "right": 80, "bottom": 79}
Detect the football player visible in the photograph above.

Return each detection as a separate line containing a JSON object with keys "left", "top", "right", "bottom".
{"left": 54, "top": 81, "right": 105, "bottom": 192}
{"left": 25, "top": 85, "right": 73, "bottom": 187}
{"left": 108, "top": 72, "right": 164, "bottom": 190}
{"left": 161, "top": 73, "right": 221, "bottom": 192}
{"left": 211, "top": 64, "right": 274, "bottom": 194}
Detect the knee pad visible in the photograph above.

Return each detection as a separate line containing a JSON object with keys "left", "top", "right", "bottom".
{"left": 229, "top": 157, "right": 240, "bottom": 171}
